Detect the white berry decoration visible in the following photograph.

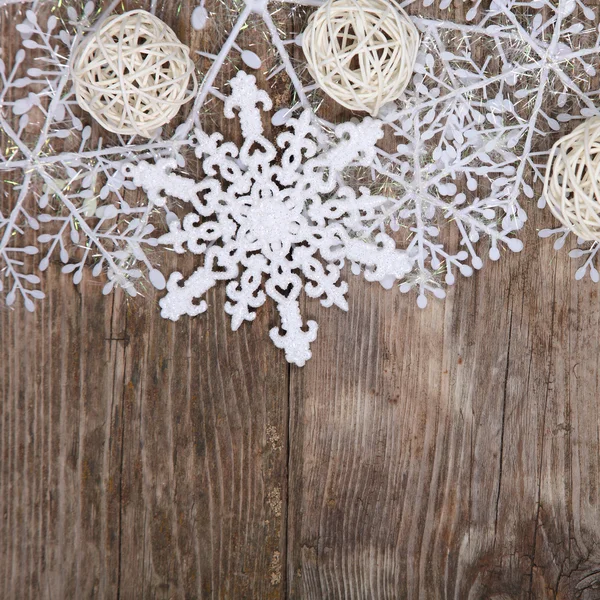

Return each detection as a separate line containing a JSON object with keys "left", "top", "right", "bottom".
{"left": 302, "top": 0, "right": 419, "bottom": 116}
{"left": 70, "top": 9, "right": 197, "bottom": 138}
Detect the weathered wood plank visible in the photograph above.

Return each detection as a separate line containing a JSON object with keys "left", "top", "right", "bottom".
{"left": 116, "top": 280, "right": 289, "bottom": 599}
{"left": 286, "top": 185, "right": 600, "bottom": 600}
{"left": 0, "top": 1, "right": 291, "bottom": 598}
{"left": 0, "top": 273, "right": 126, "bottom": 599}
{"left": 3, "top": 0, "right": 600, "bottom": 599}
{"left": 285, "top": 0, "right": 600, "bottom": 595}
{"left": 0, "top": 266, "right": 289, "bottom": 600}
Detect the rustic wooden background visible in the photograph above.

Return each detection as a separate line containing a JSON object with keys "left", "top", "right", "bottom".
{"left": 3, "top": 0, "right": 600, "bottom": 598}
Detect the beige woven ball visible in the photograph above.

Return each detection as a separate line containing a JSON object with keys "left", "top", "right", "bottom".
{"left": 544, "top": 118, "right": 600, "bottom": 241}
{"left": 302, "top": 0, "right": 419, "bottom": 117}
{"left": 71, "top": 10, "right": 197, "bottom": 138}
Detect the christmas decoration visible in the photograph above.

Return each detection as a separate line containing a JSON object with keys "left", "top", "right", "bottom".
{"left": 543, "top": 118, "right": 600, "bottom": 243}
{"left": 126, "top": 71, "right": 414, "bottom": 366}
{"left": 302, "top": 0, "right": 419, "bottom": 116}
{"left": 2, "top": 0, "right": 600, "bottom": 317}
{"left": 71, "top": 9, "right": 197, "bottom": 137}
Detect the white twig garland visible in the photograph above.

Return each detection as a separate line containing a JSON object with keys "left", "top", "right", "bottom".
{"left": 302, "top": 0, "right": 419, "bottom": 116}
{"left": 71, "top": 9, "right": 197, "bottom": 138}
{"left": 543, "top": 118, "right": 600, "bottom": 242}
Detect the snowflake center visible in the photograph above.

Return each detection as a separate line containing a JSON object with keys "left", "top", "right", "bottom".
{"left": 242, "top": 194, "right": 299, "bottom": 250}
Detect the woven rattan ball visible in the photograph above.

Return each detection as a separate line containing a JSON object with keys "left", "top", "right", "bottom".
{"left": 544, "top": 118, "right": 600, "bottom": 241}
{"left": 71, "top": 10, "right": 197, "bottom": 138}
{"left": 302, "top": 0, "right": 419, "bottom": 117}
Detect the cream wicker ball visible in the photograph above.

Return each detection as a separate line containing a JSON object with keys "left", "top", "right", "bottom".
{"left": 302, "top": 0, "right": 419, "bottom": 117}
{"left": 544, "top": 118, "right": 600, "bottom": 242}
{"left": 71, "top": 10, "right": 197, "bottom": 138}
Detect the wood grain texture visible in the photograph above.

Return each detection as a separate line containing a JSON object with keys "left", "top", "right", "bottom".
{"left": 1, "top": 2, "right": 290, "bottom": 599}
{"left": 3, "top": 0, "right": 600, "bottom": 599}
{"left": 286, "top": 188, "right": 600, "bottom": 599}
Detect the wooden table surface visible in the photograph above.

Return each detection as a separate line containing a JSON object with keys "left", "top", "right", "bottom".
{"left": 3, "top": 1, "right": 600, "bottom": 599}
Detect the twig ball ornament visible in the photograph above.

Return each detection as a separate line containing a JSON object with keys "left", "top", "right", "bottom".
{"left": 544, "top": 118, "right": 600, "bottom": 242}
{"left": 71, "top": 10, "right": 197, "bottom": 138}
{"left": 302, "top": 0, "right": 419, "bottom": 117}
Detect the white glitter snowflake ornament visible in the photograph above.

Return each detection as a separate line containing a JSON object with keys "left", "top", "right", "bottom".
{"left": 126, "top": 71, "right": 413, "bottom": 365}
{"left": 5, "top": 0, "right": 600, "bottom": 316}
